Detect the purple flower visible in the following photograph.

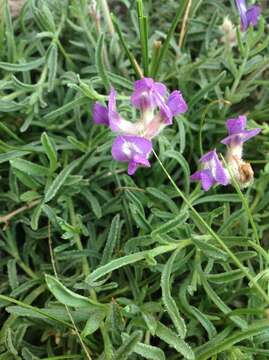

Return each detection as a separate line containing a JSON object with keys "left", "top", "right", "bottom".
{"left": 191, "top": 150, "right": 230, "bottom": 191}
{"left": 93, "top": 103, "right": 109, "bottom": 125}
{"left": 111, "top": 135, "right": 152, "bottom": 175}
{"left": 220, "top": 115, "right": 261, "bottom": 145}
{"left": 92, "top": 78, "right": 188, "bottom": 175}
{"left": 131, "top": 77, "right": 167, "bottom": 111}
{"left": 235, "top": 0, "right": 261, "bottom": 31}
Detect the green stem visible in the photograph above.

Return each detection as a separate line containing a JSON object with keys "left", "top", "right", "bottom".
{"left": 220, "top": 154, "right": 259, "bottom": 245}
{"left": 153, "top": 150, "right": 269, "bottom": 304}
{"left": 68, "top": 198, "right": 90, "bottom": 277}
{"left": 137, "top": 0, "right": 149, "bottom": 76}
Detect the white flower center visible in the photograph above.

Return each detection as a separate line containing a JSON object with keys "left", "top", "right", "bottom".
{"left": 122, "top": 141, "right": 142, "bottom": 158}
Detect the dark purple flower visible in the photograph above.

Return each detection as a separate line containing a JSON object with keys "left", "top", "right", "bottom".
{"left": 93, "top": 103, "right": 109, "bottom": 125}
{"left": 111, "top": 135, "right": 152, "bottom": 175}
{"left": 235, "top": 0, "right": 261, "bottom": 31}
{"left": 191, "top": 149, "right": 230, "bottom": 191}
{"left": 220, "top": 115, "right": 261, "bottom": 145}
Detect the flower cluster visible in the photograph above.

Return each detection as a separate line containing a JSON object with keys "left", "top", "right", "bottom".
{"left": 191, "top": 116, "right": 261, "bottom": 191}
{"left": 235, "top": 0, "right": 261, "bottom": 31}
{"left": 93, "top": 78, "right": 188, "bottom": 175}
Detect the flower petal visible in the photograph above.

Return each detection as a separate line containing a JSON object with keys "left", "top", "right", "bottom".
{"left": 111, "top": 135, "right": 152, "bottom": 175}
{"left": 93, "top": 102, "right": 109, "bottom": 125}
{"left": 166, "top": 90, "right": 188, "bottom": 116}
{"left": 235, "top": 0, "right": 249, "bottom": 31}
{"left": 128, "top": 155, "right": 150, "bottom": 175}
{"left": 246, "top": 5, "right": 261, "bottom": 27}
{"left": 221, "top": 115, "right": 261, "bottom": 145}
{"left": 192, "top": 149, "right": 230, "bottom": 190}
{"left": 200, "top": 150, "right": 216, "bottom": 163}
{"left": 221, "top": 128, "right": 261, "bottom": 145}
{"left": 191, "top": 169, "right": 216, "bottom": 191}
{"left": 108, "top": 88, "right": 142, "bottom": 135}
{"left": 226, "top": 116, "right": 247, "bottom": 135}
{"left": 131, "top": 77, "right": 167, "bottom": 111}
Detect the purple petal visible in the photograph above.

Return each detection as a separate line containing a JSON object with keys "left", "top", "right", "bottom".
{"left": 235, "top": 0, "right": 261, "bottom": 31}
{"left": 235, "top": 0, "right": 248, "bottom": 31}
{"left": 191, "top": 169, "right": 216, "bottom": 191}
{"left": 128, "top": 155, "right": 150, "bottom": 175}
{"left": 214, "top": 156, "right": 230, "bottom": 185}
{"left": 221, "top": 128, "right": 261, "bottom": 145}
{"left": 193, "top": 149, "right": 230, "bottom": 189}
{"left": 200, "top": 150, "right": 217, "bottom": 163}
{"left": 246, "top": 5, "right": 261, "bottom": 27}
{"left": 221, "top": 115, "right": 261, "bottom": 145}
{"left": 93, "top": 102, "right": 109, "bottom": 126}
{"left": 153, "top": 82, "right": 167, "bottom": 97}
{"left": 108, "top": 88, "right": 142, "bottom": 135}
{"left": 226, "top": 116, "right": 247, "bottom": 135}
{"left": 166, "top": 90, "right": 188, "bottom": 117}
{"left": 111, "top": 135, "right": 152, "bottom": 175}
{"left": 131, "top": 77, "right": 167, "bottom": 111}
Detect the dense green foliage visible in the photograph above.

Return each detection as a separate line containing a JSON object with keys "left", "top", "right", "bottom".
{"left": 0, "top": 0, "right": 269, "bottom": 359}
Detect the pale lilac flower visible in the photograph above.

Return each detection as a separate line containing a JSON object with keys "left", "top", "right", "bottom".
{"left": 221, "top": 115, "right": 261, "bottom": 188}
{"left": 220, "top": 115, "right": 261, "bottom": 146}
{"left": 92, "top": 78, "right": 187, "bottom": 175}
{"left": 235, "top": 0, "right": 261, "bottom": 31}
{"left": 190, "top": 150, "right": 230, "bottom": 191}
{"left": 111, "top": 135, "right": 152, "bottom": 175}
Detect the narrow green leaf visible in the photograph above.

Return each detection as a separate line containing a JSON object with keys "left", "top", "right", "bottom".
{"left": 114, "top": 331, "right": 142, "bottom": 360}
{"left": 191, "top": 237, "right": 228, "bottom": 260}
{"left": 195, "top": 321, "right": 269, "bottom": 360}
{"left": 47, "top": 43, "right": 58, "bottom": 92}
{"left": 44, "top": 159, "right": 80, "bottom": 202}
{"left": 84, "top": 189, "right": 102, "bottom": 219}
{"left": 86, "top": 244, "right": 178, "bottom": 284}
{"left": 151, "top": 212, "right": 187, "bottom": 237}
{"left": 161, "top": 250, "right": 186, "bottom": 338}
{"left": 95, "top": 34, "right": 110, "bottom": 91}
{"left": 43, "top": 97, "right": 89, "bottom": 121}
{"left": 45, "top": 274, "right": 97, "bottom": 309}
{"left": 3, "top": 0, "right": 16, "bottom": 62}
{"left": 101, "top": 214, "right": 121, "bottom": 265}
{"left": 10, "top": 158, "right": 49, "bottom": 177}
{"left": 0, "top": 57, "right": 45, "bottom": 72}
{"left": 82, "top": 311, "right": 106, "bottom": 337}
{"left": 30, "top": 203, "right": 43, "bottom": 231}
{"left": 41, "top": 132, "right": 58, "bottom": 172}
{"left": 156, "top": 322, "right": 194, "bottom": 360}
{"left": 7, "top": 259, "right": 19, "bottom": 290}
{"left": 122, "top": 333, "right": 165, "bottom": 360}
{"left": 0, "top": 100, "right": 23, "bottom": 112}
